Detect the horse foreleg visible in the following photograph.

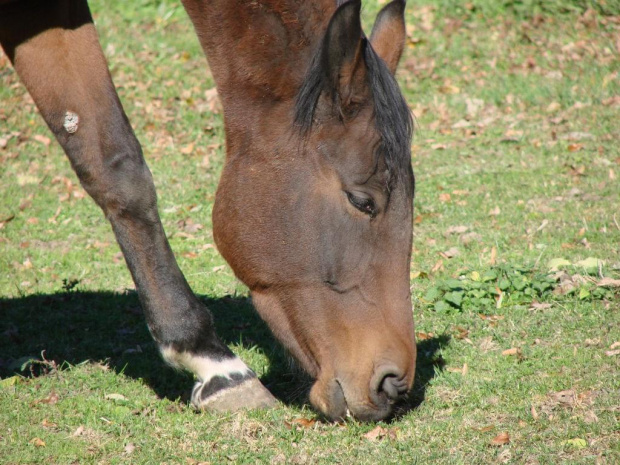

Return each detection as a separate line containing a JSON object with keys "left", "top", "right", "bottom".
{"left": 0, "top": 0, "right": 275, "bottom": 412}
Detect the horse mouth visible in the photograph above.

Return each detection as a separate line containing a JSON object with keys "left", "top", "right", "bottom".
{"left": 325, "top": 378, "right": 393, "bottom": 422}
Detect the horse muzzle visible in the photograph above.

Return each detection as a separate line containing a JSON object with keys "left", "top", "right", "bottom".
{"left": 309, "top": 362, "right": 413, "bottom": 422}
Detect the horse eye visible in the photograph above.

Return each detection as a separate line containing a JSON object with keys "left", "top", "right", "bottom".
{"left": 346, "top": 192, "right": 377, "bottom": 218}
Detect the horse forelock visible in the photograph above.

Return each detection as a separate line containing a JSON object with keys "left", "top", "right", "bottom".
{"left": 294, "top": 38, "right": 413, "bottom": 192}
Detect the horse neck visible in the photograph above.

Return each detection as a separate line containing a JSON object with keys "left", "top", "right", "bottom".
{"left": 183, "top": 0, "right": 336, "bottom": 122}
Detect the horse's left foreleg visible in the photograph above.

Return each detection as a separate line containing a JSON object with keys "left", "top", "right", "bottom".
{"left": 0, "top": 0, "right": 276, "bottom": 412}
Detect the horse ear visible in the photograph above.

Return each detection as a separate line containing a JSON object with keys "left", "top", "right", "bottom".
{"left": 321, "top": 0, "right": 364, "bottom": 104}
{"left": 370, "top": 0, "right": 407, "bottom": 75}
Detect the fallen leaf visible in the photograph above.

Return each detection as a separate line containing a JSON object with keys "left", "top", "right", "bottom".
{"left": 33, "top": 134, "right": 51, "bottom": 146}
{"left": 105, "top": 393, "right": 128, "bottom": 401}
{"left": 531, "top": 405, "right": 539, "bottom": 420}
{"left": 602, "top": 96, "right": 620, "bottom": 106}
{"left": 124, "top": 443, "right": 136, "bottom": 454}
{"left": 204, "top": 88, "right": 222, "bottom": 114}
{"left": 465, "top": 98, "right": 484, "bottom": 117}
{"left": 439, "top": 84, "right": 460, "bottom": 94}
{"left": 561, "top": 132, "right": 594, "bottom": 141}
{"left": 583, "top": 411, "right": 599, "bottom": 424}
{"left": 431, "top": 259, "right": 444, "bottom": 273}
{"left": 416, "top": 331, "right": 435, "bottom": 341}
{"left": 180, "top": 143, "right": 194, "bottom": 155}
{"left": 445, "top": 225, "right": 468, "bottom": 235}
{"left": 451, "top": 119, "right": 471, "bottom": 129}
{"left": 611, "top": 342, "right": 620, "bottom": 349}
{"left": 597, "top": 278, "right": 620, "bottom": 287}
{"left": 39, "top": 391, "right": 59, "bottom": 405}
{"left": 17, "top": 174, "right": 40, "bottom": 186}
{"left": 460, "top": 232, "right": 482, "bottom": 245}
{"left": 488, "top": 206, "right": 501, "bottom": 216}
{"left": 502, "top": 347, "right": 521, "bottom": 356}
{"left": 553, "top": 390, "right": 576, "bottom": 406}
{"left": 30, "top": 437, "right": 46, "bottom": 447}
{"left": 479, "top": 336, "right": 498, "bottom": 352}
{"left": 364, "top": 425, "right": 387, "bottom": 441}
{"left": 490, "top": 432, "right": 510, "bottom": 446}
{"left": 440, "top": 247, "right": 459, "bottom": 259}
{"left": 362, "top": 425, "right": 399, "bottom": 441}
{"left": 41, "top": 418, "right": 57, "bottom": 428}
{"left": 454, "top": 326, "right": 469, "bottom": 339}
{"left": 410, "top": 271, "right": 428, "bottom": 280}
{"left": 605, "top": 349, "right": 620, "bottom": 356}
{"left": 529, "top": 302, "right": 552, "bottom": 311}
{"left": 502, "top": 129, "right": 523, "bottom": 143}
{"left": 72, "top": 426, "right": 85, "bottom": 437}
{"left": 439, "top": 193, "right": 451, "bottom": 203}
{"left": 288, "top": 418, "right": 316, "bottom": 428}
{"left": 567, "top": 143, "right": 583, "bottom": 152}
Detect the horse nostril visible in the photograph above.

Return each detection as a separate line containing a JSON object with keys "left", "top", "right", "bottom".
{"left": 372, "top": 366, "right": 408, "bottom": 403}
{"left": 380, "top": 374, "right": 401, "bottom": 400}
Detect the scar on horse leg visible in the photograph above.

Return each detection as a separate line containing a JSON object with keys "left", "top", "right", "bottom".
{"left": 0, "top": 0, "right": 275, "bottom": 412}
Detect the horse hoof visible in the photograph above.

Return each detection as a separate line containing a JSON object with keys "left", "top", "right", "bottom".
{"left": 191, "top": 374, "right": 278, "bottom": 413}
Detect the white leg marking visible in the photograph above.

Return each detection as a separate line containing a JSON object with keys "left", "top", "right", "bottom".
{"left": 161, "top": 347, "right": 252, "bottom": 383}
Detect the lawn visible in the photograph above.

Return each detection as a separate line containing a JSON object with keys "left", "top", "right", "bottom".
{"left": 1, "top": 0, "right": 618, "bottom": 463}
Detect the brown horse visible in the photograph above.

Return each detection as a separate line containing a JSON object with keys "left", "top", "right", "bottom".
{"left": 0, "top": 0, "right": 416, "bottom": 421}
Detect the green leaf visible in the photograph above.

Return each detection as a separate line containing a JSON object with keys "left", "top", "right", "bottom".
{"left": 445, "top": 279, "right": 464, "bottom": 290}
{"left": 424, "top": 287, "right": 441, "bottom": 302}
{"left": 0, "top": 376, "right": 20, "bottom": 389}
{"left": 548, "top": 258, "right": 571, "bottom": 271}
{"left": 575, "top": 257, "right": 604, "bottom": 275}
{"left": 498, "top": 278, "right": 511, "bottom": 291}
{"left": 561, "top": 438, "right": 587, "bottom": 449}
{"left": 434, "top": 301, "right": 452, "bottom": 313}
{"left": 533, "top": 281, "right": 552, "bottom": 294}
{"left": 444, "top": 291, "right": 464, "bottom": 308}
{"left": 482, "top": 270, "right": 498, "bottom": 282}
{"left": 579, "top": 287, "right": 591, "bottom": 300}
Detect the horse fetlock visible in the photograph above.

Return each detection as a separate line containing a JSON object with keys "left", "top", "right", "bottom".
{"left": 160, "top": 347, "right": 277, "bottom": 412}
{"left": 191, "top": 376, "right": 277, "bottom": 412}
{"left": 161, "top": 347, "right": 247, "bottom": 378}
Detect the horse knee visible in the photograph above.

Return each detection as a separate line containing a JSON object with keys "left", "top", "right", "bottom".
{"left": 79, "top": 142, "right": 158, "bottom": 221}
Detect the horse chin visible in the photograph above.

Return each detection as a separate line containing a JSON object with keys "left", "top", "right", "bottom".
{"left": 309, "top": 375, "right": 393, "bottom": 422}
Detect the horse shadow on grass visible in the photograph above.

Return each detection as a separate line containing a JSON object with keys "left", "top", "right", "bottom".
{"left": 0, "top": 289, "right": 449, "bottom": 417}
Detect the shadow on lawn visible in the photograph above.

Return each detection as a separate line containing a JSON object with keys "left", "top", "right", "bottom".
{"left": 0, "top": 290, "right": 448, "bottom": 415}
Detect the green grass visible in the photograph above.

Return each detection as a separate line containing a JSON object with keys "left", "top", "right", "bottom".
{"left": 1, "top": 1, "right": 619, "bottom": 463}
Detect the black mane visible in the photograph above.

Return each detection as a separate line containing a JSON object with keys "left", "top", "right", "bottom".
{"left": 294, "top": 37, "right": 414, "bottom": 191}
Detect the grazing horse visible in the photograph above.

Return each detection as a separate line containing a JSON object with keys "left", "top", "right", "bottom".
{"left": 0, "top": 0, "right": 416, "bottom": 421}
